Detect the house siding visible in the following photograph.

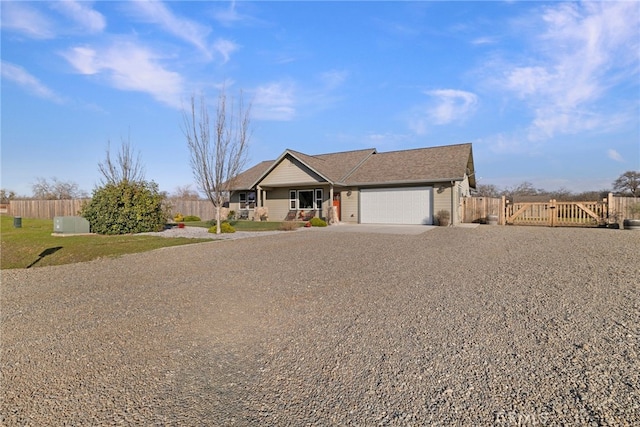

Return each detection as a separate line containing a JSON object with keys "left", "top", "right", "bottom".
{"left": 433, "top": 185, "right": 453, "bottom": 224}
{"left": 261, "top": 157, "right": 323, "bottom": 186}
{"left": 262, "top": 186, "right": 332, "bottom": 221}
{"left": 341, "top": 189, "right": 359, "bottom": 223}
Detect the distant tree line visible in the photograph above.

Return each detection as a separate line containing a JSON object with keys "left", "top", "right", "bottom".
{"left": 473, "top": 170, "right": 639, "bottom": 201}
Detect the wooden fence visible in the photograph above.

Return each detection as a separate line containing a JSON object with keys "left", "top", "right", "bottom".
{"left": 6, "top": 199, "right": 222, "bottom": 220}
{"left": 461, "top": 197, "right": 502, "bottom": 224}
{"left": 462, "top": 195, "right": 638, "bottom": 228}
{"left": 166, "top": 200, "right": 217, "bottom": 220}
{"left": 8, "top": 199, "right": 90, "bottom": 219}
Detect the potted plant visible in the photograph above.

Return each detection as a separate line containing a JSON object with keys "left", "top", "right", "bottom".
{"left": 436, "top": 209, "right": 450, "bottom": 227}
{"left": 623, "top": 202, "right": 640, "bottom": 230}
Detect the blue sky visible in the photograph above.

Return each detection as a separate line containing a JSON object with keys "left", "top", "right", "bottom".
{"left": 2, "top": 1, "right": 639, "bottom": 197}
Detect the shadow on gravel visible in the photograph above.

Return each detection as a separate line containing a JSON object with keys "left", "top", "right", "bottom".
{"left": 26, "top": 246, "right": 62, "bottom": 269}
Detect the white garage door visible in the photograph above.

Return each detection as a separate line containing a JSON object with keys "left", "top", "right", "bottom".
{"left": 360, "top": 187, "right": 433, "bottom": 225}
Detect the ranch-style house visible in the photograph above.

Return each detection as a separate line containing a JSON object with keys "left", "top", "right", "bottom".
{"left": 229, "top": 142, "right": 476, "bottom": 226}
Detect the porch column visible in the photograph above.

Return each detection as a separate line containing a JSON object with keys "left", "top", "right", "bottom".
{"left": 256, "top": 185, "right": 262, "bottom": 207}
{"left": 328, "top": 185, "right": 339, "bottom": 225}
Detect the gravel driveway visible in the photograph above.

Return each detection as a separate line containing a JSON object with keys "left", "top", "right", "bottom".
{"left": 1, "top": 226, "right": 638, "bottom": 425}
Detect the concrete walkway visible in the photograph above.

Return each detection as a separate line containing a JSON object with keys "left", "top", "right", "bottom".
{"left": 321, "top": 222, "right": 481, "bottom": 235}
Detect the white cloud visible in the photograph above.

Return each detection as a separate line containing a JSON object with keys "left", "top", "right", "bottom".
{"left": 1, "top": 61, "right": 64, "bottom": 103}
{"left": 253, "top": 82, "right": 296, "bottom": 121}
{"left": 129, "top": 1, "right": 213, "bottom": 59}
{"left": 607, "top": 149, "right": 624, "bottom": 163}
{"left": 320, "top": 70, "right": 348, "bottom": 90}
{"left": 408, "top": 89, "right": 478, "bottom": 134}
{"left": 62, "top": 42, "right": 183, "bottom": 108}
{"left": 471, "top": 36, "right": 498, "bottom": 45}
{"left": 53, "top": 1, "right": 106, "bottom": 33}
{"left": 501, "top": 2, "right": 639, "bottom": 141}
{"left": 213, "top": 39, "right": 239, "bottom": 64}
{"left": 1, "top": 2, "right": 55, "bottom": 39}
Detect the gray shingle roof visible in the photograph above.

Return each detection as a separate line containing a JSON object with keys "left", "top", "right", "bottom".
{"left": 230, "top": 143, "right": 474, "bottom": 190}
{"left": 345, "top": 143, "right": 473, "bottom": 185}
{"left": 287, "top": 148, "right": 376, "bottom": 183}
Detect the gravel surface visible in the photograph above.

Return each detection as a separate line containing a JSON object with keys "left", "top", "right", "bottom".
{"left": 1, "top": 226, "right": 639, "bottom": 425}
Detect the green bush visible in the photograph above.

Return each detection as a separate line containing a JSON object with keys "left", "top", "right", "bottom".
{"left": 183, "top": 215, "right": 201, "bottom": 222}
{"left": 208, "top": 222, "right": 236, "bottom": 234}
{"left": 81, "top": 181, "right": 167, "bottom": 235}
{"left": 228, "top": 210, "right": 236, "bottom": 221}
{"left": 221, "top": 222, "right": 235, "bottom": 233}
{"left": 309, "top": 217, "right": 327, "bottom": 227}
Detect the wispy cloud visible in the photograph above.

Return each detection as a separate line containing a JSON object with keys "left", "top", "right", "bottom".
{"left": 53, "top": 0, "right": 106, "bottom": 33}
{"left": 320, "top": 70, "right": 348, "bottom": 91}
{"left": 607, "top": 149, "right": 624, "bottom": 163}
{"left": 62, "top": 42, "right": 183, "bottom": 108}
{"left": 471, "top": 36, "right": 498, "bottom": 45}
{"left": 1, "top": 61, "right": 65, "bottom": 103}
{"left": 213, "top": 39, "right": 239, "bottom": 64}
{"left": 253, "top": 82, "right": 296, "bottom": 121}
{"left": 408, "top": 89, "right": 478, "bottom": 134}
{"left": 129, "top": 1, "right": 213, "bottom": 59}
{"left": 1, "top": 2, "right": 55, "bottom": 39}
{"left": 500, "top": 2, "right": 639, "bottom": 141}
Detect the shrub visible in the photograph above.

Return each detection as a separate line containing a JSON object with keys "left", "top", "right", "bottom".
{"left": 309, "top": 217, "right": 327, "bottom": 227}
{"left": 209, "top": 222, "right": 235, "bottom": 233}
{"left": 220, "top": 222, "right": 235, "bottom": 233}
{"left": 81, "top": 180, "right": 167, "bottom": 235}
{"left": 183, "top": 215, "right": 201, "bottom": 222}
{"left": 174, "top": 213, "right": 184, "bottom": 222}
{"left": 228, "top": 210, "right": 236, "bottom": 221}
{"left": 279, "top": 221, "right": 299, "bottom": 231}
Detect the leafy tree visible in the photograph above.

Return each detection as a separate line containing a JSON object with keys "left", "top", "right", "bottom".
{"left": 82, "top": 139, "right": 166, "bottom": 234}
{"left": 612, "top": 171, "right": 640, "bottom": 197}
{"left": 182, "top": 89, "right": 252, "bottom": 234}
{"left": 0, "top": 189, "right": 16, "bottom": 204}
{"left": 31, "top": 177, "right": 87, "bottom": 199}
{"left": 81, "top": 181, "right": 166, "bottom": 234}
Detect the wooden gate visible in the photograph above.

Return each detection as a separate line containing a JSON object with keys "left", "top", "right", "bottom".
{"left": 505, "top": 199, "right": 607, "bottom": 227}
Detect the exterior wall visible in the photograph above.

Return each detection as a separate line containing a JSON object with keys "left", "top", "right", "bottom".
{"left": 341, "top": 189, "right": 359, "bottom": 223}
{"left": 262, "top": 186, "right": 332, "bottom": 221}
{"left": 263, "top": 187, "right": 291, "bottom": 221}
{"left": 433, "top": 184, "right": 453, "bottom": 224}
{"left": 261, "top": 157, "right": 323, "bottom": 186}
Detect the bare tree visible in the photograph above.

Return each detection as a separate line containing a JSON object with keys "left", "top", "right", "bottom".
{"left": 472, "top": 184, "right": 501, "bottom": 198}
{"left": 182, "top": 89, "right": 251, "bottom": 234}
{"left": 98, "top": 136, "right": 145, "bottom": 185}
{"left": 169, "top": 184, "right": 201, "bottom": 201}
{"left": 612, "top": 170, "right": 640, "bottom": 197}
{"left": 32, "top": 177, "right": 87, "bottom": 199}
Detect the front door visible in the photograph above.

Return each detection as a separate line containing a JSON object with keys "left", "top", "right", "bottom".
{"left": 333, "top": 194, "right": 341, "bottom": 221}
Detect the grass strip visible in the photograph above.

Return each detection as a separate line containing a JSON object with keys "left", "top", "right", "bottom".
{"left": 0, "top": 216, "right": 213, "bottom": 270}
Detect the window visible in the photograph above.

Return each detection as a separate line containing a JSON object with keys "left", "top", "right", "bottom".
{"left": 298, "top": 190, "right": 314, "bottom": 210}
{"left": 290, "top": 191, "right": 296, "bottom": 210}
{"left": 239, "top": 191, "right": 256, "bottom": 209}
{"left": 289, "top": 189, "right": 323, "bottom": 210}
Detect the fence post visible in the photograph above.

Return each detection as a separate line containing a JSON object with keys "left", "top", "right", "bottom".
{"left": 501, "top": 196, "right": 506, "bottom": 225}
{"left": 549, "top": 199, "right": 556, "bottom": 227}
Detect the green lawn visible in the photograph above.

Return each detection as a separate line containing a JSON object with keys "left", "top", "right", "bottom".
{"left": 184, "top": 220, "right": 303, "bottom": 231}
{"left": 0, "top": 216, "right": 214, "bottom": 270}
